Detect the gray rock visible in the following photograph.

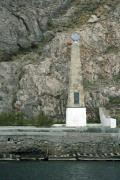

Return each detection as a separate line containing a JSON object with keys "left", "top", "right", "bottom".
{"left": 0, "top": 62, "right": 19, "bottom": 112}
{"left": 88, "top": 15, "right": 99, "bottom": 23}
{"left": 0, "top": 0, "right": 71, "bottom": 58}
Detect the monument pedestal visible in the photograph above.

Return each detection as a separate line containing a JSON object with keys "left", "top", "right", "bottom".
{"left": 66, "top": 108, "right": 86, "bottom": 127}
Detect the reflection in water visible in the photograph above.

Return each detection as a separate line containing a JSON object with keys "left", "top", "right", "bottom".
{"left": 0, "top": 161, "right": 120, "bottom": 180}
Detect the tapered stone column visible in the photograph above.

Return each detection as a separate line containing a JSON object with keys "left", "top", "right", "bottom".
{"left": 66, "top": 33, "right": 86, "bottom": 127}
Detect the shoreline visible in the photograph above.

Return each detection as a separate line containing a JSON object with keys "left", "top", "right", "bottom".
{"left": 0, "top": 126, "right": 120, "bottom": 161}
{"left": 1, "top": 158, "right": 120, "bottom": 161}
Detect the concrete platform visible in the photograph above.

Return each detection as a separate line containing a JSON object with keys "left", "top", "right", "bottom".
{"left": 66, "top": 108, "right": 86, "bottom": 127}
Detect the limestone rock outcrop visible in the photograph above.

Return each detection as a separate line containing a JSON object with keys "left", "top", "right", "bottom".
{"left": 0, "top": 0, "right": 119, "bottom": 121}
{"left": 0, "top": 0, "right": 70, "bottom": 58}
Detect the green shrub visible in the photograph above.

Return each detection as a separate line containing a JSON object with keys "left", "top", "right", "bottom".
{"left": 0, "top": 111, "right": 54, "bottom": 127}
{"left": 109, "top": 96, "right": 120, "bottom": 104}
{"left": 83, "top": 80, "right": 95, "bottom": 90}
{"left": 113, "top": 73, "right": 120, "bottom": 83}
{"left": 112, "top": 115, "right": 120, "bottom": 127}
{"left": 105, "top": 46, "right": 119, "bottom": 54}
{"left": 0, "top": 112, "right": 25, "bottom": 126}
{"left": 47, "top": 17, "right": 54, "bottom": 30}
{"left": 33, "top": 112, "right": 54, "bottom": 127}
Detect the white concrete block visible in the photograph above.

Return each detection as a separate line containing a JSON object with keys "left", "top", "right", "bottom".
{"left": 99, "top": 107, "right": 116, "bottom": 128}
{"left": 102, "top": 118, "right": 116, "bottom": 128}
{"left": 108, "top": 118, "right": 116, "bottom": 128}
{"left": 66, "top": 108, "right": 86, "bottom": 127}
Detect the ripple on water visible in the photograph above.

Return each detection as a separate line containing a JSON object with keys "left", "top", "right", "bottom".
{"left": 0, "top": 161, "right": 120, "bottom": 180}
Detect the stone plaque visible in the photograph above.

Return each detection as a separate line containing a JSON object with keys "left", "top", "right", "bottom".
{"left": 74, "top": 92, "right": 80, "bottom": 104}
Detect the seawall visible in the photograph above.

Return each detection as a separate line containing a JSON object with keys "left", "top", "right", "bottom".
{"left": 0, "top": 127, "right": 120, "bottom": 160}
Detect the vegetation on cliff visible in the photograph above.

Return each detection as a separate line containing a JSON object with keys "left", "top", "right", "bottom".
{"left": 0, "top": 112, "right": 55, "bottom": 127}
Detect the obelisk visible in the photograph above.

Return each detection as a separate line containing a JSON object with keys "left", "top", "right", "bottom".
{"left": 66, "top": 33, "right": 86, "bottom": 127}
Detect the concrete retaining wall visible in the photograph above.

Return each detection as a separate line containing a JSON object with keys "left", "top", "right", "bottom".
{"left": 0, "top": 127, "right": 120, "bottom": 160}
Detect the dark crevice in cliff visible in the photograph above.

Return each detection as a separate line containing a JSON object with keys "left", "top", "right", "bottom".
{"left": 10, "top": 12, "right": 31, "bottom": 35}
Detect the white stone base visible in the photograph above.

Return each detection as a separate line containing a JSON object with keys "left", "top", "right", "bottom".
{"left": 66, "top": 108, "right": 86, "bottom": 127}
{"left": 99, "top": 107, "right": 117, "bottom": 128}
{"left": 100, "top": 117, "right": 116, "bottom": 128}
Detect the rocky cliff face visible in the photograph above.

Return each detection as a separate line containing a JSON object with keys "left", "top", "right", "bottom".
{"left": 0, "top": 0, "right": 120, "bottom": 122}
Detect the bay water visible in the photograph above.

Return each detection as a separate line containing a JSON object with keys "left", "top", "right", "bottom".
{"left": 0, "top": 161, "right": 120, "bottom": 180}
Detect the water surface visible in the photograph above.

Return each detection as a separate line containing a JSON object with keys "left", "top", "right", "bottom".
{"left": 0, "top": 161, "right": 120, "bottom": 180}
